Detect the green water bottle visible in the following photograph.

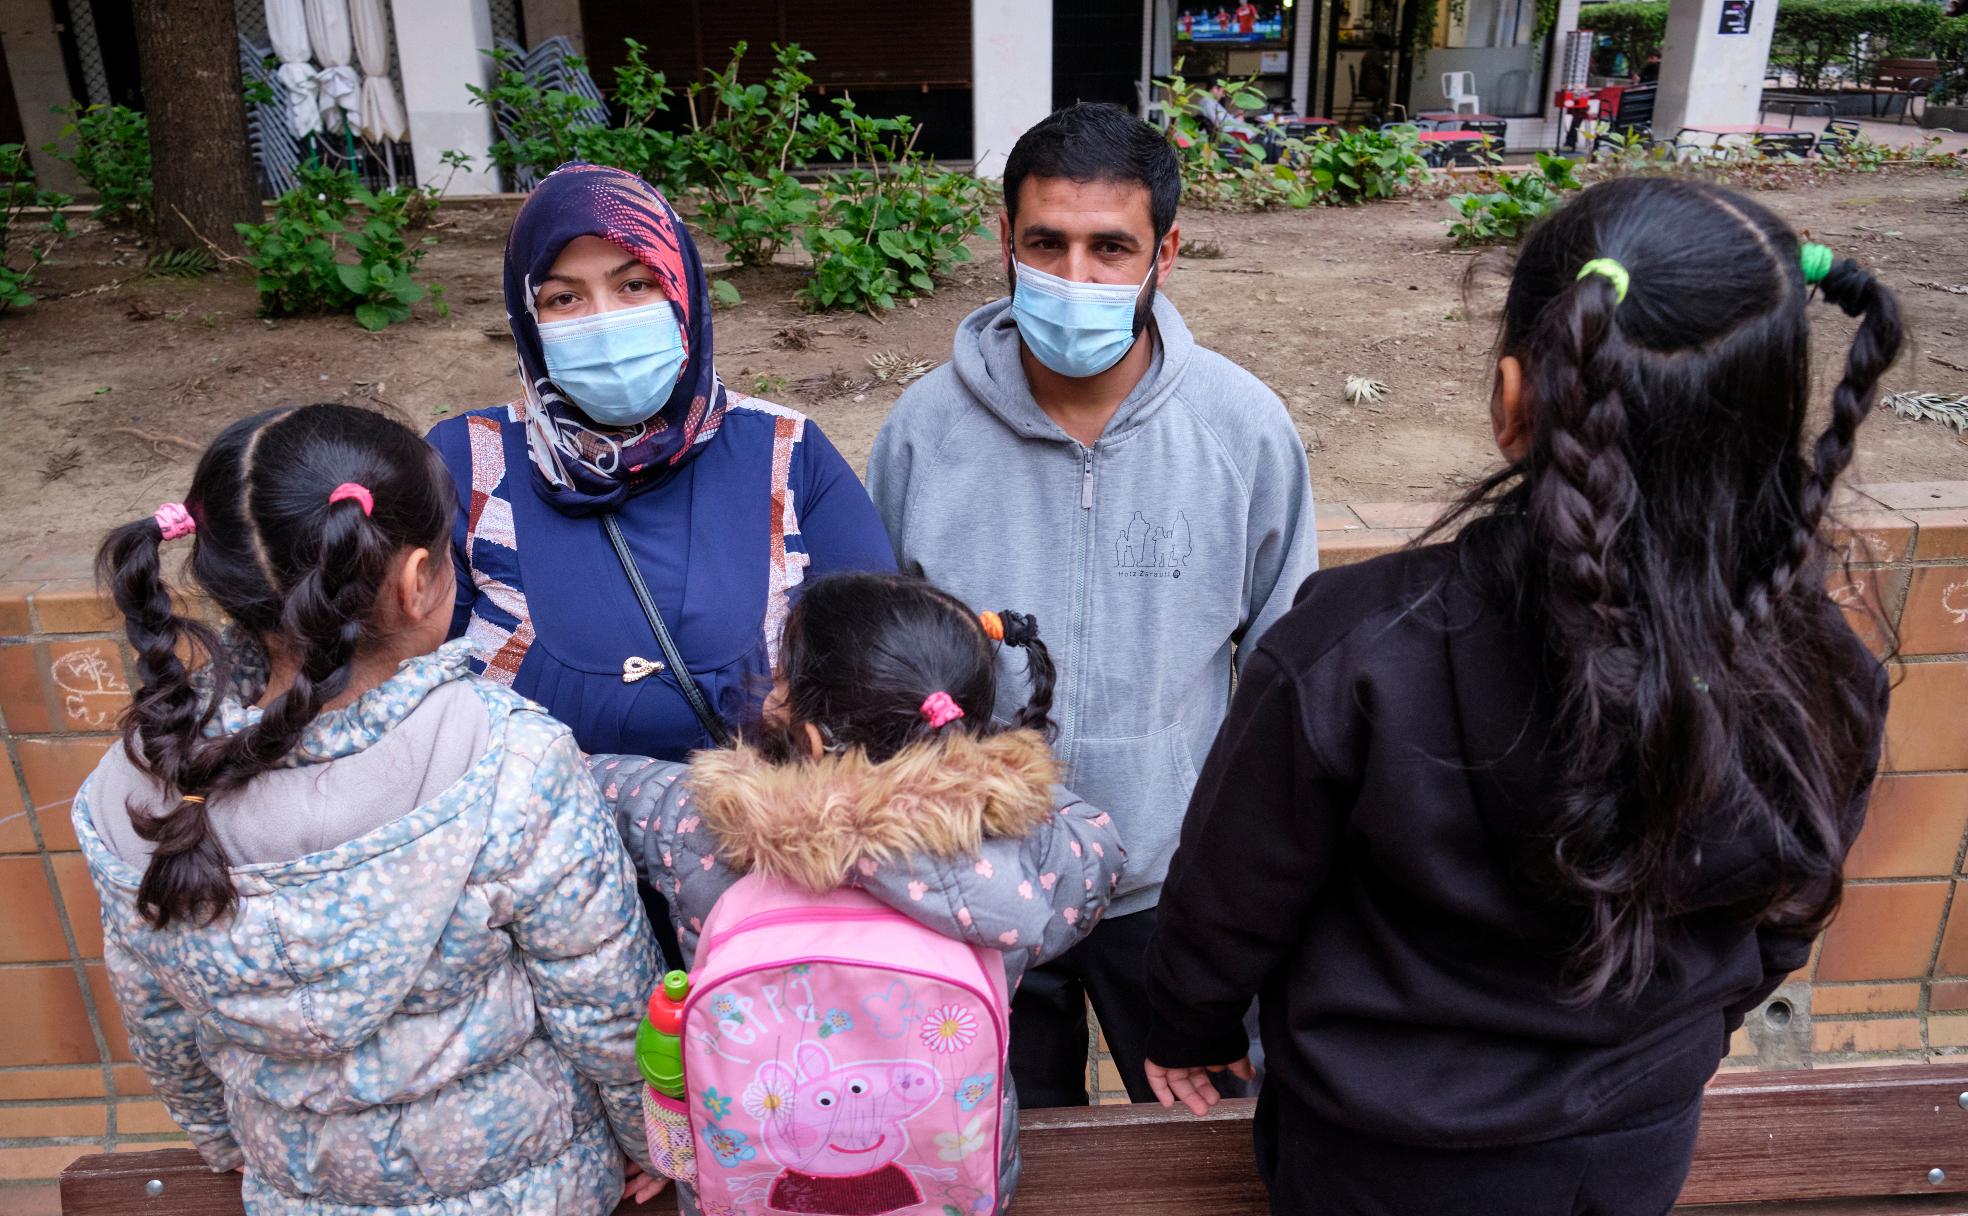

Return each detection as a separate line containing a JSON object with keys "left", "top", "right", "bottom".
{"left": 636, "top": 970, "right": 690, "bottom": 1098}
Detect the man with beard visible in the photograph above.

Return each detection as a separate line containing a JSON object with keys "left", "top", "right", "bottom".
{"left": 866, "top": 101, "right": 1319, "bottom": 1107}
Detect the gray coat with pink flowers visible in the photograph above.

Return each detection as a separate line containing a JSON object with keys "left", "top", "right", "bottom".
{"left": 590, "top": 729, "right": 1125, "bottom": 1213}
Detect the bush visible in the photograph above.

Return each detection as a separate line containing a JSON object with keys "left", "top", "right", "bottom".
{"left": 577, "top": 39, "right": 691, "bottom": 191}
{"left": 235, "top": 164, "right": 446, "bottom": 331}
{"left": 1155, "top": 64, "right": 1426, "bottom": 209}
{"left": 468, "top": 42, "right": 687, "bottom": 193}
{"left": 1935, "top": 15, "right": 1968, "bottom": 104}
{"left": 43, "top": 102, "right": 151, "bottom": 228}
{"left": 1156, "top": 64, "right": 1302, "bottom": 209}
{"left": 1296, "top": 125, "right": 1428, "bottom": 204}
{"left": 1, "top": 144, "right": 72, "bottom": 314}
{"left": 1771, "top": 0, "right": 1941, "bottom": 89}
{"left": 678, "top": 41, "right": 824, "bottom": 267}
{"left": 797, "top": 99, "right": 986, "bottom": 313}
{"left": 1580, "top": 3, "right": 1669, "bottom": 79}
{"left": 1446, "top": 152, "right": 1582, "bottom": 245}
{"left": 1581, "top": 0, "right": 1943, "bottom": 89}
{"left": 468, "top": 47, "right": 600, "bottom": 182}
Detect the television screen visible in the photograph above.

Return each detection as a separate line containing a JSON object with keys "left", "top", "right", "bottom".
{"left": 1176, "top": 4, "right": 1292, "bottom": 44}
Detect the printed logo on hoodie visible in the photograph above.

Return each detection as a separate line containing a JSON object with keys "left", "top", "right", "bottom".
{"left": 1115, "top": 510, "right": 1193, "bottom": 579}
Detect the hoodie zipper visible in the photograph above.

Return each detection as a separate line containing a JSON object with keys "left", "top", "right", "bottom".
{"left": 1062, "top": 443, "right": 1095, "bottom": 768}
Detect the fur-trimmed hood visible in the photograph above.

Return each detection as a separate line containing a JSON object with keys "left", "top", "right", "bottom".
{"left": 685, "top": 729, "right": 1062, "bottom": 893}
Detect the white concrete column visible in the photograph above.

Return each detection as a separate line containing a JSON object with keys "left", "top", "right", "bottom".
{"left": 973, "top": 0, "right": 1053, "bottom": 177}
{"left": 392, "top": 0, "right": 501, "bottom": 194}
{"left": 1291, "top": 0, "right": 1315, "bottom": 114}
{"left": 0, "top": 0, "right": 82, "bottom": 193}
{"left": 1654, "top": 0, "right": 1778, "bottom": 135}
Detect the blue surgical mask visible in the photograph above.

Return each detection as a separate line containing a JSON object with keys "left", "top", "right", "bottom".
{"left": 1011, "top": 259, "right": 1157, "bottom": 378}
{"left": 538, "top": 300, "right": 686, "bottom": 427}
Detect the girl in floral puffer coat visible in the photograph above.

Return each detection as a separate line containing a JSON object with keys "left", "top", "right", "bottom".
{"left": 76, "top": 404, "right": 662, "bottom": 1215}
{"left": 593, "top": 571, "right": 1126, "bottom": 1215}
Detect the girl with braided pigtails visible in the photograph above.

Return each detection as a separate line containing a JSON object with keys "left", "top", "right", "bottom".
{"left": 1144, "top": 177, "right": 1901, "bottom": 1215}
{"left": 75, "top": 404, "right": 663, "bottom": 1214}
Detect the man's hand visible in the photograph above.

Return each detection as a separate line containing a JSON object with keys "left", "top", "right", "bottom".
{"left": 1145, "top": 1056, "right": 1254, "bottom": 1117}
{"left": 624, "top": 1161, "right": 669, "bottom": 1204}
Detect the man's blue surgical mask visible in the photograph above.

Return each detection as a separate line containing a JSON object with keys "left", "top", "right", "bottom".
{"left": 1011, "top": 258, "right": 1158, "bottom": 379}
{"left": 538, "top": 299, "right": 686, "bottom": 427}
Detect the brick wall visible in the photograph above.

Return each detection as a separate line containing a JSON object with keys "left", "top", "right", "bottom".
{"left": 2, "top": 482, "right": 1964, "bottom": 1208}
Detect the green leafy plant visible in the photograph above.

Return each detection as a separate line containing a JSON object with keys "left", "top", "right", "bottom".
{"left": 1581, "top": 3, "right": 1670, "bottom": 77}
{"left": 573, "top": 39, "right": 690, "bottom": 192}
{"left": 1589, "top": 129, "right": 1672, "bottom": 172}
{"left": 1934, "top": 14, "right": 1968, "bottom": 104}
{"left": 468, "top": 47, "right": 606, "bottom": 182}
{"left": 44, "top": 102, "right": 151, "bottom": 228}
{"left": 1579, "top": 0, "right": 1942, "bottom": 89}
{"left": 1771, "top": 0, "right": 1940, "bottom": 90}
{"left": 1817, "top": 130, "right": 1963, "bottom": 172}
{"left": 1, "top": 143, "right": 73, "bottom": 314}
{"left": 1296, "top": 124, "right": 1428, "bottom": 204}
{"left": 796, "top": 97, "right": 987, "bottom": 314}
{"left": 234, "top": 164, "right": 446, "bottom": 331}
{"left": 1407, "top": 0, "right": 1467, "bottom": 76}
{"left": 1446, "top": 151, "right": 1581, "bottom": 245}
{"left": 1155, "top": 62, "right": 1299, "bottom": 210}
{"left": 1156, "top": 63, "right": 1425, "bottom": 210}
{"left": 679, "top": 42, "right": 824, "bottom": 266}
{"left": 466, "top": 41, "right": 692, "bottom": 192}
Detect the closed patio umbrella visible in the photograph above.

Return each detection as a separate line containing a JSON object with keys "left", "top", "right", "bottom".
{"left": 350, "top": 0, "right": 406, "bottom": 143}
{"left": 305, "top": 0, "right": 360, "bottom": 136}
{"left": 265, "top": 0, "right": 321, "bottom": 139}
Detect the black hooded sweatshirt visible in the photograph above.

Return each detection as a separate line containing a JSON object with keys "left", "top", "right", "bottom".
{"left": 1146, "top": 529, "right": 1886, "bottom": 1147}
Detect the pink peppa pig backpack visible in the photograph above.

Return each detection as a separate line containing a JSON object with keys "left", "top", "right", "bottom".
{"left": 676, "top": 873, "right": 1011, "bottom": 1216}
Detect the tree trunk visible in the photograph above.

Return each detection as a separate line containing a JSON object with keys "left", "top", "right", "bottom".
{"left": 132, "top": 0, "right": 263, "bottom": 254}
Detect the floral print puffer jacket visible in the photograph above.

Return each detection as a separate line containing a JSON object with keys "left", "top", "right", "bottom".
{"left": 73, "top": 640, "right": 659, "bottom": 1215}
{"left": 592, "top": 729, "right": 1126, "bottom": 1214}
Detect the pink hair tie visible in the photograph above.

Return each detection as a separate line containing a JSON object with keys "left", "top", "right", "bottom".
{"left": 920, "top": 691, "right": 965, "bottom": 730}
{"left": 153, "top": 502, "right": 195, "bottom": 541}
{"left": 327, "top": 482, "right": 374, "bottom": 516}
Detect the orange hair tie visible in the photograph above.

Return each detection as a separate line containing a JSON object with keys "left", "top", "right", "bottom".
{"left": 979, "top": 611, "right": 1004, "bottom": 641}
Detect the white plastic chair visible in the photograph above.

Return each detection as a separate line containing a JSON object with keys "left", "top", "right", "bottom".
{"left": 1442, "top": 71, "right": 1481, "bottom": 114}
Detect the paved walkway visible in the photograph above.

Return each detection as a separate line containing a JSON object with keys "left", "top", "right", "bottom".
{"left": 1851, "top": 116, "right": 1968, "bottom": 154}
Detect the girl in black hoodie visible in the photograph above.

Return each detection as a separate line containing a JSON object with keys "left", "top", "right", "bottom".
{"left": 1143, "top": 177, "right": 1901, "bottom": 1215}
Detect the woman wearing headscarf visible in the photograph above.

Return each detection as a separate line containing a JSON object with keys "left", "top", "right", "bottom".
{"left": 430, "top": 161, "right": 896, "bottom": 766}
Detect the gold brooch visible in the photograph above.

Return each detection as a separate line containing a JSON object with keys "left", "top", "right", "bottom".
{"left": 622, "top": 656, "right": 666, "bottom": 683}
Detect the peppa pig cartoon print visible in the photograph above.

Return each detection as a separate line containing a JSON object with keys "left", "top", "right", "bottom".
{"left": 743, "top": 1041, "right": 942, "bottom": 1214}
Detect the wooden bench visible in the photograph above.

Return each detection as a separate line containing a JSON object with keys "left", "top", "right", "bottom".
{"left": 1871, "top": 58, "right": 1940, "bottom": 124}
{"left": 58, "top": 1065, "right": 1968, "bottom": 1214}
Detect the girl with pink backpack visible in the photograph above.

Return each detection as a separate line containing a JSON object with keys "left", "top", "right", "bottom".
{"left": 593, "top": 571, "right": 1125, "bottom": 1216}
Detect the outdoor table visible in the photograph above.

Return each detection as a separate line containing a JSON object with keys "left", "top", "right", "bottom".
{"left": 1416, "top": 111, "right": 1507, "bottom": 140}
{"left": 1416, "top": 128, "right": 1489, "bottom": 166}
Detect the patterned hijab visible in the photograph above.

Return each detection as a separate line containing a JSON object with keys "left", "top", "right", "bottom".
{"left": 503, "top": 162, "right": 729, "bottom": 516}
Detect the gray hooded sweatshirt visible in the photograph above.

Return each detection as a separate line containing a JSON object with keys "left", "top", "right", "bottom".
{"left": 866, "top": 294, "right": 1319, "bottom": 916}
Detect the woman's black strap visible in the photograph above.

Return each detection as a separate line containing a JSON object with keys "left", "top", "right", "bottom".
{"left": 600, "top": 513, "right": 734, "bottom": 748}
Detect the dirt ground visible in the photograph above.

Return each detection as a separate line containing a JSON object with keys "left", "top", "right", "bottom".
{"left": 2, "top": 168, "right": 1965, "bottom": 580}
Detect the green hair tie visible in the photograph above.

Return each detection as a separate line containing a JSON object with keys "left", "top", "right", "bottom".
{"left": 1799, "top": 242, "right": 1834, "bottom": 285}
{"left": 1576, "top": 257, "right": 1630, "bottom": 303}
